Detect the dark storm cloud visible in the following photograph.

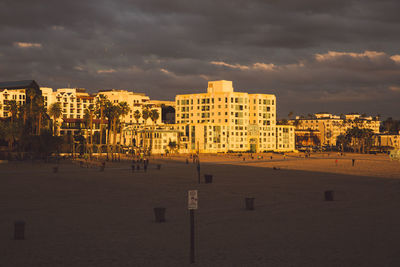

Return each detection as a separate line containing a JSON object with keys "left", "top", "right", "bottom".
{"left": 0, "top": 0, "right": 399, "bottom": 118}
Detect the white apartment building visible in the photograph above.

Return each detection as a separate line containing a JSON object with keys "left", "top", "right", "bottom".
{"left": 175, "top": 80, "right": 285, "bottom": 153}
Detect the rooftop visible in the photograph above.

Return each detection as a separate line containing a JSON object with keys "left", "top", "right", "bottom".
{"left": 0, "top": 80, "right": 39, "bottom": 90}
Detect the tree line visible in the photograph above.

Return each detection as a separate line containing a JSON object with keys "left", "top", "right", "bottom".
{"left": 0, "top": 91, "right": 160, "bottom": 160}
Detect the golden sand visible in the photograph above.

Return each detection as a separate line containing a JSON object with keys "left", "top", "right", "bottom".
{"left": 1, "top": 154, "right": 400, "bottom": 266}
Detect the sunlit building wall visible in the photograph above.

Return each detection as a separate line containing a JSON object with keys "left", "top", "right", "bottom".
{"left": 97, "top": 89, "right": 162, "bottom": 125}
{"left": 175, "top": 80, "right": 280, "bottom": 153}
{"left": 0, "top": 89, "right": 26, "bottom": 117}
{"left": 290, "top": 113, "right": 381, "bottom": 146}
{"left": 276, "top": 125, "right": 296, "bottom": 151}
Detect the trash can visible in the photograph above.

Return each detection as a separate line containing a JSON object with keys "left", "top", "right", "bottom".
{"left": 245, "top": 197, "right": 255, "bottom": 210}
{"left": 204, "top": 174, "right": 213, "bottom": 184}
{"left": 324, "top": 190, "right": 334, "bottom": 201}
{"left": 14, "top": 221, "right": 25, "bottom": 240}
{"left": 154, "top": 207, "right": 166, "bottom": 223}
{"left": 157, "top": 164, "right": 162, "bottom": 170}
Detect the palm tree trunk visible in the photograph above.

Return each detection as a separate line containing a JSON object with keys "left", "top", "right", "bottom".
{"left": 89, "top": 112, "right": 93, "bottom": 159}
{"left": 113, "top": 118, "right": 117, "bottom": 160}
{"left": 99, "top": 106, "right": 104, "bottom": 146}
{"left": 37, "top": 113, "right": 42, "bottom": 135}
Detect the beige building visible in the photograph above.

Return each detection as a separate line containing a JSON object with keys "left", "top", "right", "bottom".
{"left": 0, "top": 80, "right": 41, "bottom": 119}
{"left": 276, "top": 125, "right": 295, "bottom": 152}
{"left": 40, "top": 87, "right": 165, "bottom": 138}
{"left": 175, "top": 80, "right": 293, "bottom": 153}
{"left": 291, "top": 113, "right": 380, "bottom": 146}
{"left": 373, "top": 134, "right": 400, "bottom": 149}
{"left": 137, "top": 128, "right": 186, "bottom": 154}
{"left": 0, "top": 88, "right": 26, "bottom": 117}
{"left": 98, "top": 89, "right": 162, "bottom": 125}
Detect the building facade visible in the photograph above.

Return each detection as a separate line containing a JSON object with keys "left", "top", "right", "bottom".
{"left": 290, "top": 113, "right": 380, "bottom": 146}
{"left": 175, "top": 80, "right": 294, "bottom": 153}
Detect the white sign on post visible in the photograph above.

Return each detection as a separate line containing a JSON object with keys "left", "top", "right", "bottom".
{"left": 188, "top": 190, "right": 198, "bottom": 210}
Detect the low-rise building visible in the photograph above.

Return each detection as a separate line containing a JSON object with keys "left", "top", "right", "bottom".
{"left": 290, "top": 113, "right": 380, "bottom": 146}
{"left": 0, "top": 80, "right": 40, "bottom": 118}
{"left": 373, "top": 133, "right": 400, "bottom": 150}
{"left": 276, "top": 125, "right": 296, "bottom": 152}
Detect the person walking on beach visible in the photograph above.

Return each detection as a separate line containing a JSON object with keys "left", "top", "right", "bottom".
{"left": 352, "top": 159, "right": 355, "bottom": 166}
{"left": 335, "top": 159, "right": 338, "bottom": 166}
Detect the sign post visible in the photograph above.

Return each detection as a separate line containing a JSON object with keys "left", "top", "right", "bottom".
{"left": 188, "top": 190, "right": 198, "bottom": 264}
{"left": 196, "top": 161, "right": 200, "bottom": 184}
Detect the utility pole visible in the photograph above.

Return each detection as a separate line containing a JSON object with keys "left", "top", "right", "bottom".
{"left": 188, "top": 190, "right": 198, "bottom": 264}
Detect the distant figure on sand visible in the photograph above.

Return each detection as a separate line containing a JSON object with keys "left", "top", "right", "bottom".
{"left": 352, "top": 159, "right": 355, "bottom": 166}
{"left": 335, "top": 159, "right": 338, "bottom": 166}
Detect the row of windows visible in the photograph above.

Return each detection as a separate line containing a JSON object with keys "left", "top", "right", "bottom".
{"left": 178, "top": 97, "right": 276, "bottom": 106}
{"left": 178, "top": 97, "right": 247, "bottom": 105}
{"left": 178, "top": 111, "right": 275, "bottom": 118}
{"left": 0, "top": 94, "right": 25, "bottom": 100}
{"left": 57, "top": 97, "right": 94, "bottom": 103}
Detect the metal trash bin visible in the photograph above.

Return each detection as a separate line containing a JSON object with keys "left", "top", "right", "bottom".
{"left": 245, "top": 197, "right": 255, "bottom": 210}
{"left": 204, "top": 174, "right": 213, "bottom": 184}
{"left": 14, "top": 221, "right": 25, "bottom": 240}
{"left": 154, "top": 207, "right": 166, "bottom": 223}
{"left": 324, "top": 190, "right": 334, "bottom": 201}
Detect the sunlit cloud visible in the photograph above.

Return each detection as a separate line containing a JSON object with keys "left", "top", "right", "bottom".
{"left": 390, "top": 55, "right": 400, "bottom": 63}
{"left": 51, "top": 25, "right": 65, "bottom": 31}
{"left": 13, "top": 42, "right": 42, "bottom": 48}
{"left": 210, "top": 61, "right": 250, "bottom": 70}
{"left": 199, "top": 74, "right": 209, "bottom": 80}
{"left": 160, "top": 68, "right": 174, "bottom": 75}
{"left": 315, "top": 51, "right": 386, "bottom": 62}
{"left": 210, "top": 61, "right": 276, "bottom": 71}
{"left": 252, "top": 63, "right": 276, "bottom": 71}
{"left": 389, "top": 86, "right": 400, "bottom": 92}
{"left": 74, "top": 65, "right": 85, "bottom": 71}
{"left": 97, "top": 69, "right": 116, "bottom": 74}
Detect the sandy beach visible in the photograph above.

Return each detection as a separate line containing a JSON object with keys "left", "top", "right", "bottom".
{"left": 1, "top": 153, "right": 400, "bottom": 266}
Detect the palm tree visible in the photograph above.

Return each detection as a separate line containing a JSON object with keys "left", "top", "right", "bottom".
{"left": 345, "top": 127, "right": 373, "bottom": 153}
{"left": 117, "top": 102, "right": 130, "bottom": 150}
{"left": 167, "top": 140, "right": 178, "bottom": 153}
{"left": 7, "top": 100, "right": 19, "bottom": 124}
{"left": 0, "top": 119, "right": 21, "bottom": 153}
{"left": 33, "top": 97, "right": 46, "bottom": 135}
{"left": 26, "top": 89, "right": 37, "bottom": 134}
{"left": 48, "top": 102, "right": 62, "bottom": 135}
{"left": 84, "top": 104, "right": 95, "bottom": 153}
{"left": 150, "top": 109, "right": 160, "bottom": 125}
{"left": 95, "top": 94, "right": 108, "bottom": 146}
{"left": 103, "top": 100, "right": 115, "bottom": 160}
{"left": 134, "top": 110, "right": 141, "bottom": 124}
{"left": 142, "top": 108, "right": 150, "bottom": 125}
{"left": 118, "top": 102, "right": 130, "bottom": 122}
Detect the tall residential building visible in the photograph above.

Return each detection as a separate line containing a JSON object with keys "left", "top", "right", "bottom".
{"left": 175, "top": 80, "right": 289, "bottom": 153}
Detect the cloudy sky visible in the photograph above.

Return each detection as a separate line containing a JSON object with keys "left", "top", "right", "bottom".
{"left": 1, "top": 0, "right": 399, "bottom": 118}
